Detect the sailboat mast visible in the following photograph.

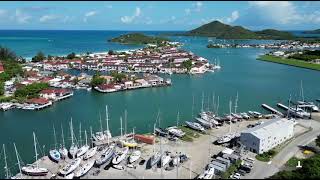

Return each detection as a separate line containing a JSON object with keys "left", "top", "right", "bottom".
{"left": 229, "top": 100, "right": 232, "bottom": 134}
{"left": 90, "top": 126, "right": 93, "bottom": 146}
{"left": 212, "top": 92, "right": 215, "bottom": 113}
{"left": 153, "top": 123, "right": 156, "bottom": 153}
{"left": 99, "top": 112, "right": 103, "bottom": 133}
{"left": 301, "top": 80, "right": 304, "bottom": 102}
{"left": 61, "top": 124, "right": 65, "bottom": 148}
{"left": 216, "top": 96, "right": 220, "bottom": 116}
{"left": 235, "top": 92, "right": 238, "bottom": 114}
{"left": 124, "top": 109, "right": 127, "bottom": 137}
{"left": 120, "top": 117, "right": 123, "bottom": 140}
{"left": 53, "top": 124, "right": 57, "bottom": 149}
{"left": 176, "top": 111, "right": 180, "bottom": 127}
{"left": 33, "top": 132, "right": 39, "bottom": 168}
{"left": 3, "top": 144, "right": 9, "bottom": 179}
{"left": 106, "top": 105, "right": 110, "bottom": 144}
{"left": 85, "top": 130, "right": 88, "bottom": 146}
{"left": 70, "top": 118, "right": 74, "bottom": 145}
{"left": 13, "top": 143, "right": 22, "bottom": 175}
{"left": 192, "top": 94, "right": 195, "bottom": 118}
{"left": 201, "top": 92, "right": 204, "bottom": 112}
{"left": 79, "top": 123, "right": 82, "bottom": 146}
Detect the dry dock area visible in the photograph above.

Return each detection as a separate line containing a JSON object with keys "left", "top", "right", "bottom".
{"left": 15, "top": 119, "right": 262, "bottom": 179}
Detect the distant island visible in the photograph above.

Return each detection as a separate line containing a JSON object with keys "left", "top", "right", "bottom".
{"left": 179, "top": 21, "right": 295, "bottom": 40}
{"left": 303, "top": 29, "right": 320, "bottom": 34}
{"left": 109, "top": 33, "right": 170, "bottom": 45}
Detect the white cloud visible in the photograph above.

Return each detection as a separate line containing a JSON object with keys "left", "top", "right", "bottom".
{"left": 185, "top": 8, "right": 191, "bottom": 15}
{"left": 195, "top": 1, "right": 203, "bottom": 12}
{"left": 120, "top": 7, "right": 141, "bottom": 24}
{"left": 83, "top": 11, "right": 97, "bottom": 23}
{"left": 106, "top": 5, "right": 113, "bottom": 9}
{"left": 226, "top": 11, "right": 239, "bottom": 23}
{"left": 39, "top": 15, "right": 59, "bottom": 23}
{"left": 185, "top": 1, "right": 203, "bottom": 15}
{"left": 15, "top": 9, "right": 31, "bottom": 24}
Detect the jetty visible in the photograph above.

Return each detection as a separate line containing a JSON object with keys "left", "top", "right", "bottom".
{"left": 261, "top": 104, "right": 284, "bottom": 116}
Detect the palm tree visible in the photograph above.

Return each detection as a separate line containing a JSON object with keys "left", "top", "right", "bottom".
{"left": 0, "top": 46, "right": 17, "bottom": 61}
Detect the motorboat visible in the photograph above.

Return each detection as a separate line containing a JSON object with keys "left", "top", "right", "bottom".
{"left": 95, "top": 144, "right": 116, "bottom": 167}
{"left": 155, "top": 128, "right": 169, "bottom": 137}
{"left": 59, "top": 158, "right": 82, "bottom": 175}
{"left": 83, "top": 146, "right": 98, "bottom": 160}
{"left": 231, "top": 113, "right": 242, "bottom": 119}
{"left": 185, "top": 121, "right": 205, "bottom": 132}
{"left": 129, "top": 150, "right": 141, "bottom": 164}
{"left": 150, "top": 152, "right": 162, "bottom": 167}
{"left": 195, "top": 118, "right": 213, "bottom": 129}
{"left": 166, "top": 126, "right": 185, "bottom": 138}
{"left": 297, "top": 101, "right": 319, "bottom": 112}
{"left": 252, "top": 111, "right": 263, "bottom": 118}
{"left": 216, "top": 135, "right": 232, "bottom": 144}
{"left": 112, "top": 147, "right": 129, "bottom": 165}
{"left": 160, "top": 152, "right": 171, "bottom": 167}
{"left": 113, "top": 165, "right": 124, "bottom": 170}
{"left": 198, "top": 167, "right": 215, "bottom": 179}
{"left": 49, "top": 150, "right": 61, "bottom": 163}
{"left": 240, "top": 112, "right": 250, "bottom": 120}
{"left": 74, "top": 160, "right": 95, "bottom": 178}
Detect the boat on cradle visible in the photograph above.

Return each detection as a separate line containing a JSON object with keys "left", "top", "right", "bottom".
{"left": 296, "top": 101, "right": 319, "bottom": 112}
{"left": 112, "top": 147, "right": 129, "bottom": 165}
{"left": 216, "top": 135, "right": 232, "bottom": 144}
{"left": 166, "top": 126, "right": 185, "bottom": 138}
{"left": 95, "top": 144, "right": 116, "bottom": 167}
{"left": 231, "top": 113, "right": 242, "bottom": 119}
{"left": 49, "top": 125, "right": 61, "bottom": 162}
{"left": 198, "top": 167, "right": 215, "bottom": 179}
{"left": 69, "top": 119, "right": 78, "bottom": 159}
{"left": 150, "top": 152, "right": 162, "bottom": 167}
{"left": 113, "top": 165, "right": 124, "bottom": 170}
{"left": 172, "top": 155, "right": 180, "bottom": 166}
{"left": 195, "top": 117, "right": 213, "bottom": 129}
{"left": 64, "top": 173, "right": 74, "bottom": 179}
{"left": 59, "top": 157, "right": 82, "bottom": 175}
{"left": 83, "top": 146, "right": 98, "bottom": 160}
{"left": 129, "top": 150, "right": 141, "bottom": 164}
{"left": 76, "top": 129, "right": 90, "bottom": 158}
{"left": 248, "top": 111, "right": 262, "bottom": 118}
{"left": 185, "top": 121, "right": 205, "bottom": 132}
{"left": 22, "top": 132, "right": 49, "bottom": 176}
{"left": 155, "top": 128, "right": 169, "bottom": 137}
{"left": 59, "top": 125, "right": 68, "bottom": 159}
{"left": 74, "top": 159, "right": 95, "bottom": 178}
{"left": 240, "top": 113, "right": 250, "bottom": 120}
{"left": 160, "top": 152, "right": 171, "bottom": 167}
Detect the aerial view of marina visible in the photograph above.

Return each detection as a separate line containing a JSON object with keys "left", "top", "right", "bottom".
{"left": 1, "top": 1, "right": 320, "bottom": 179}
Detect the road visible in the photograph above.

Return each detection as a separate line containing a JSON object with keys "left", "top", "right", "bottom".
{"left": 246, "top": 119, "right": 320, "bottom": 179}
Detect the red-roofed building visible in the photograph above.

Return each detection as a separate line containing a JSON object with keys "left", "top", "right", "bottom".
{"left": 0, "top": 62, "right": 4, "bottom": 73}
{"left": 40, "top": 88, "right": 73, "bottom": 101}
{"left": 26, "top": 98, "right": 50, "bottom": 105}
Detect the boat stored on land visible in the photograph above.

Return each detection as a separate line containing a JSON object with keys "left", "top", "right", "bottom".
{"left": 59, "top": 158, "right": 82, "bottom": 175}
{"left": 195, "top": 117, "right": 213, "bottom": 129}
{"left": 95, "top": 144, "right": 116, "bottom": 167}
{"left": 112, "top": 147, "right": 129, "bottom": 165}
{"left": 74, "top": 160, "right": 95, "bottom": 178}
{"left": 129, "top": 150, "right": 141, "bottom": 164}
{"left": 166, "top": 126, "right": 185, "bottom": 138}
{"left": 150, "top": 152, "right": 162, "bottom": 167}
{"left": 185, "top": 121, "right": 205, "bottom": 132}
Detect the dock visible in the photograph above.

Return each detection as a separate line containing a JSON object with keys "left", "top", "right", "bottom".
{"left": 277, "top": 103, "right": 289, "bottom": 110}
{"left": 261, "top": 104, "right": 284, "bottom": 116}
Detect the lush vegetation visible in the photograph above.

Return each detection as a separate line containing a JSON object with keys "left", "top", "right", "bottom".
{"left": 66, "top": 52, "right": 77, "bottom": 59}
{"left": 207, "top": 44, "right": 222, "bottom": 48}
{"left": 181, "top": 60, "right": 193, "bottom": 71}
{"left": 31, "top": 51, "right": 46, "bottom": 62}
{"left": 269, "top": 154, "right": 320, "bottom": 179}
{"left": 90, "top": 73, "right": 106, "bottom": 87}
{"left": 316, "top": 135, "right": 320, "bottom": 148}
{"left": 179, "top": 126, "right": 201, "bottom": 142}
{"left": 110, "top": 71, "right": 127, "bottom": 83}
{"left": 221, "top": 160, "right": 242, "bottom": 179}
{"left": 109, "top": 33, "right": 169, "bottom": 45}
{"left": 303, "top": 29, "right": 320, "bottom": 34}
{"left": 258, "top": 55, "right": 320, "bottom": 71}
{"left": 0, "top": 81, "right": 4, "bottom": 96}
{"left": 288, "top": 50, "right": 320, "bottom": 62}
{"left": 0, "top": 46, "right": 17, "bottom": 60}
{"left": 285, "top": 157, "right": 302, "bottom": 168}
{"left": 182, "top": 21, "right": 296, "bottom": 40}
{"left": 14, "top": 82, "right": 49, "bottom": 99}
{"left": 256, "top": 149, "right": 277, "bottom": 162}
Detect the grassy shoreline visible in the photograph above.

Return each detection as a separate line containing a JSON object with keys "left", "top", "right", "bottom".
{"left": 257, "top": 55, "right": 320, "bottom": 71}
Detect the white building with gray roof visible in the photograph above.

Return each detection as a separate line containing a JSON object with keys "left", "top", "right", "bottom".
{"left": 240, "top": 118, "right": 294, "bottom": 154}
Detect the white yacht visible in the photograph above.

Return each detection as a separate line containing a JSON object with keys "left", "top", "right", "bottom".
{"left": 128, "top": 150, "right": 141, "bottom": 164}
{"left": 166, "top": 126, "right": 185, "bottom": 138}
{"left": 74, "top": 159, "right": 95, "bottom": 178}
{"left": 112, "top": 147, "right": 129, "bottom": 165}
{"left": 59, "top": 158, "right": 82, "bottom": 175}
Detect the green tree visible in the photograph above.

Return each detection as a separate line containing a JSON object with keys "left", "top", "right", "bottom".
{"left": 0, "top": 81, "right": 4, "bottom": 96}
{"left": 47, "top": 55, "right": 54, "bottom": 61}
{"left": 90, "top": 73, "right": 106, "bottom": 87}
{"left": 66, "top": 52, "right": 76, "bottom": 59}
{"left": 14, "top": 82, "right": 49, "bottom": 99}
{"left": 110, "top": 71, "right": 126, "bottom": 83}
{"left": 0, "top": 46, "right": 17, "bottom": 61}
{"left": 32, "top": 51, "right": 45, "bottom": 62}
{"left": 182, "top": 60, "right": 193, "bottom": 71}
{"left": 108, "top": 50, "right": 114, "bottom": 55}
{"left": 316, "top": 135, "right": 320, "bottom": 147}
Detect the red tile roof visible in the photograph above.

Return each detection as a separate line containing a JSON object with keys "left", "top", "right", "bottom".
{"left": 0, "top": 62, "right": 4, "bottom": 72}
{"left": 26, "top": 98, "right": 50, "bottom": 105}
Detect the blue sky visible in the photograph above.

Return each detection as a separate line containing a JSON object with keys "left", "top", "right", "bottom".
{"left": 0, "top": 1, "right": 319, "bottom": 31}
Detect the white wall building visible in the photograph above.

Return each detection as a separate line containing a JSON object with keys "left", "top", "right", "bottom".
{"left": 240, "top": 118, "right": 294, "bottom": 154}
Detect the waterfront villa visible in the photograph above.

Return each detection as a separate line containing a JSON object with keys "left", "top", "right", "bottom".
{"left": 40, "top": 89, "right": 74, "bottom": 101}
{"left": 23, "top": 98, "right": 53, "bottom": 110}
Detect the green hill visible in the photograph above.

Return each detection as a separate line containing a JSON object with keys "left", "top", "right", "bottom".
{"left": 183, "top": 21, "right": 295, "bottom": 40}
{"left": 303, "top": 29, "right": 320, "bottom": 34}
{"left": 109, "top": 33, "right": 169, "bottom": 45}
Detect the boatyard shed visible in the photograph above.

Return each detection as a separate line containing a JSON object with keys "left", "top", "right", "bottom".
{"left": 240, "top": 118, "right": 294, "bottom": 154}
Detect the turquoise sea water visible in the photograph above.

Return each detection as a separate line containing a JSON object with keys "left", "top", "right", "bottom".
{"left": 0, "top": 31, "right": 320, "bottom": 177}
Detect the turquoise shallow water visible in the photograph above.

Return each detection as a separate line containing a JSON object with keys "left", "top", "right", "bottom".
{"left": 0, "top": 31, "right": 320, "bottom": 177}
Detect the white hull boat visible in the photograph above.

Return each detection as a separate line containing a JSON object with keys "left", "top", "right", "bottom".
{"left": 49, "top": 149, "right": 61, "bottom": 162}
{"left": 22, "top": 165, "right": 48, "bottom": 176}
{"left": 167, "top": 127, "right": 185, "bottom": 138}
{"left": 69, "top": 145, "right": 78, "bottom": 159}
{"left": 76, "top": 145, "right": 89, "bottom": 158}
{"left": 59, "top": 158, "right": 82, "bottom": 175}
{"left": 161, "top": 153, "right": 171, "bottom": 167}
{"left": 129, "top": 150, "right": 141, "bottom": 164}
{"left": 83, "top": 146, "right": 98, "bottom": 160}
{"left": 185, "top": 121, "right": 205, "bottom": 132}
{"left": 198, "top": 167, "right": 215, "bottom": 179}
{"left": 113, "top": 165, "right": 124, "bottom": 170}
{"left": 95, "top": 145, "right": 115, "bottom": 166}
{"left": 150, "top": 152, "right": 162, "bottom": 167}
{"left": 59, "top": 147, "right": 68, "bottom": 159}
{"left": 112, "top": 147, "right": 129, "bottom": 165}
{"left": 74, "top": 160, "right": 95, "bottom": 178}
{"left": 195, "top": 118, "right": 213, "bottom": 129}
